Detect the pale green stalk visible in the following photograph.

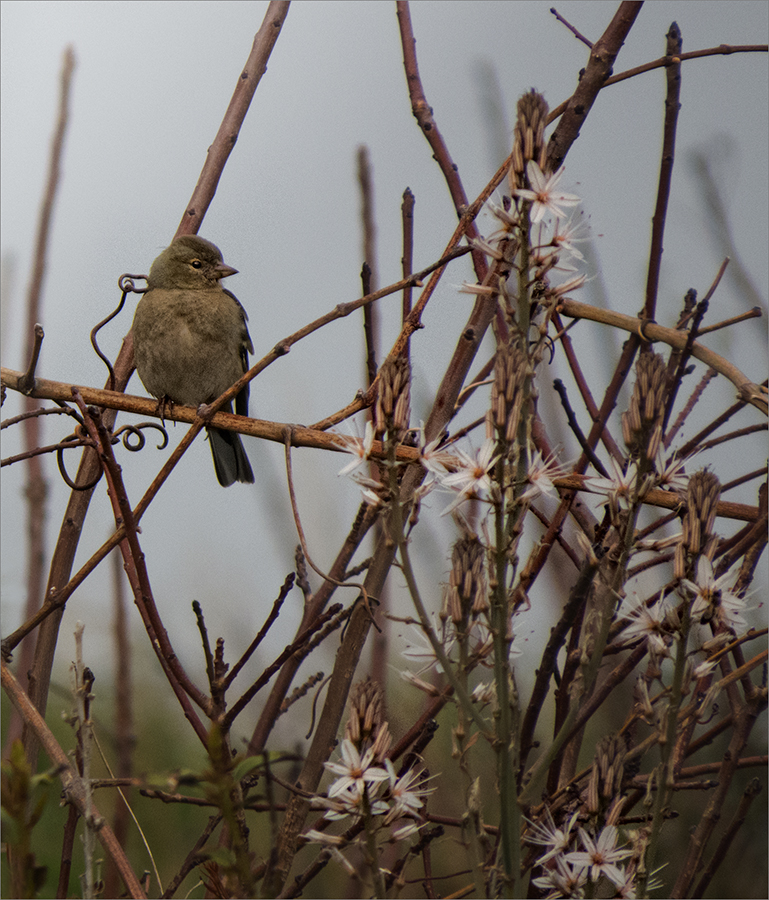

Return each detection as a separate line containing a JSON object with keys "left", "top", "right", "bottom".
{"left": 361, "top": 787, "right": 387, "bottom": 899}
{"left": 386, "top": 455, "right": 490, "bottom": 738}
{"left": 637, "top": 600, "right": 691, "bottom": 897}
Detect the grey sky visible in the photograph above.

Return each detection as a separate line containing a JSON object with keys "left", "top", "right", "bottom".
{"left": 1, "top": 2, "right": 767, "bottom": 720}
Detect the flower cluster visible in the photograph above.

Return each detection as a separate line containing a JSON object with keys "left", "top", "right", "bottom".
{"left": 526, "top": 810, "right": 660, "bottom": 899}
{"left": 305, "top": 679, "right": 434, "bottom": 860}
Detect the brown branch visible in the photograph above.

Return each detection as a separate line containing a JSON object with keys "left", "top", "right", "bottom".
{"left": 547, "top": 44, "right": 769, "bottom": 123}
{"left": 644, "top": 21, "right": 683, "bottom": 321}
{"left": 401, "top": 187, "right": 416, "bottom": 361}
{"left": 546, "top": 1, "right": 644, "bottom": 171}
{"left": 556, "top": 298, "right": 768, "bottom": 414}
{"left": 550, "top": 6, "right": 594, "bottom": 48}
{"left": 72, "top": 397, "right": 210, "bottom": 741}
{"left": 671, "top": 686, "right": 767, "bottom": 896}
{"left": 395, "top": 1, "right": 486, "bottom": 279}
{"left": 175, "top": 1, "right": 291, "bottom": 236}
{"left": 6, "top": 47, "right": 75, "bottom": 761}
{"left": 358, "top": 146, "right": 379, "bottom": 389}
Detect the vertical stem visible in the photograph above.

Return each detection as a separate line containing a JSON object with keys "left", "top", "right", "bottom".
{"left": 490, "top": 453, "right": 521, "bottom": 897}
{"left": 639, "top": 602, "right": 690, "bottom": 897}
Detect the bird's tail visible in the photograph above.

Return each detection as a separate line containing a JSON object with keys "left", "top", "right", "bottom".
{"left": 208, "top": 427, "right": 254, "bottom": 486}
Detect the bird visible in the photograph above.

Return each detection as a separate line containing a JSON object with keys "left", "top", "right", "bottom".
{"left": 131, "top": 235, "right": 255, "bottom": 486}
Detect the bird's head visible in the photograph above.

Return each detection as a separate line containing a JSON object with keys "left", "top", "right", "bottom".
{"left": 147, "top": 235, "right": 238, "bottom": 289}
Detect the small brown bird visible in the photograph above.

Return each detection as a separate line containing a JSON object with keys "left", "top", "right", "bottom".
{"left": 132, "top": 235, "right": 254, "bottom": 486}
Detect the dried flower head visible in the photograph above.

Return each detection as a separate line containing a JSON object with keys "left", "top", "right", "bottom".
{"left": 510, "top": 89, "right": 549, "bottom": 194}
{"left": 345, "top": 677, "right": 392, "bottom": 763}
{"left": 622, "top": 352, "right": 668, "bottom": 464}
{"left": 586, "top": 734, "right": 628, "bottom": 815}
{"left": 444, "top": 531, "right": 488, "bottom": 629}
{"left": 675, "top": 470, "right": 721, "bottom": 577}
{"left": 491, "top": 339, "right": 529, "bottom": 444}
{"left": 374, "top": 355, "right": 411, "bottom": 441}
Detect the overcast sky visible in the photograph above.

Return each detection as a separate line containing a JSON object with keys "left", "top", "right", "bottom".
{"left": 2, "top": 1, "right": 767, "bottom": 742}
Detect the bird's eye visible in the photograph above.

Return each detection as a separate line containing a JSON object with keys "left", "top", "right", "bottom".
{"left": 191, "top": 259, "right": 202, "bottom": 269}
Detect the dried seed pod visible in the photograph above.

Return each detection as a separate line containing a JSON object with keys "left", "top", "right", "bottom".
{"left": 345, "top": 677, "right": 392, "bottom": 762}
{"left": 509, "top": 90, "right": 549, "bottom": 194}
{"left": 491, "top": 339, "right": 529, "bottom": 444}
{"left": 374, "top": 355, "right": 411, "bottom": 441}
{"left": 444, "top": 532, "right": 488, "bottom": 630}
{"left": 676, "top": 470, "right": 721, "bottom": 576}
{"left": 622, "top": 352, "right": 667, "bottom": 464}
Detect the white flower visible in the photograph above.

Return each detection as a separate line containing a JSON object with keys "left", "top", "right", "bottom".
{"left": 458, "top": 282, "right": 498, "bottom": 296}
{"left": 383, "top": 759, "right": 435, "bottom": 823}
{"left": 548, "top": 273, "right": 587, "bottom": 298}
{"left": 390, "top": 821, "right": 424, "bottom": 840}
{"left": 532, "top": 855, "right": 586, "bottom": 897}
{"left": 471, "top": 681, "right": 495, "bottom": 704}
{"left": 469, "top": 235, "right": 506, "bottom": 261}
{"left": 324, "top": 739, "right": 389, "bottom": 799}
{"left": 584, "top": 458, "right": 639, "bottom": 510}
{"left": 566, "top": 826, "right": 632, "bottom": 887}
{"left": 438, "top": 438, "right": 500, "bottom": 515}
{"left": 419, "top": 432, "right": 454, "bottom": 480}
{"left": 680, "top": 557, "right": 748, "bottom": 631}
{"left": 693, "top": 657, "right": 719, "bottom": 679}
{"left": 487, "top": 197, "right": 519, "bottom": 231}
{"left": 313, "top": 788, "right": 389, "bottom": 821}
{"left": 655, "top": 447, "right": 696, "bottom": 493}
{"left": 620, "top": 591, "right": 671, "bottom": 657}
{"left": 526, "top": 808, "right": 580, "bottom": 865}
{"left": 548, "top": 212, "right": 588, "bottom": 261}
{"left": 336, "top": 421, "right": 376, "bottom": 477}
{"left": 303, "top": 828, "right": 344, "bottom": 846}
{"left": 400, "top": 617, "right": 455, "bottom": 675}
{"left": 348, "top": 472, "right": 387, "bottom": 508}
{"left": 520, "top": 449, "right": 567, "bottom": 502}
{"left": 514, "top": 161, "right": 580, "bottom": 224}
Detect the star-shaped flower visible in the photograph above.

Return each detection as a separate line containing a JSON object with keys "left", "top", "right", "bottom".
{"left": 437, "top": 438, "right": 500, "bottom": 515}
{"left": 680, "top": 557, "right": 749, "bottom": 631}
{"left": 584, "top": 457, "right": 640, "bottom": 509}
{"left": 336, "top": 421, "right": 376, "bottom": 477}
{"left": 566, "top": 826, "right": 632, "bottom": 887}
{"left": 324, "top": 739, "right": 389, "bottom": 799}
{"left": 514, "top": 161, "right": 580, "bottom": 224}
{"left": 620, "top": 591, "right": 671, "bottom": 656}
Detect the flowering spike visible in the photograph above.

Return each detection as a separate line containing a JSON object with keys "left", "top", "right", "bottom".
{"left": 510, "top": 90, "right": 549, "bottom": 194}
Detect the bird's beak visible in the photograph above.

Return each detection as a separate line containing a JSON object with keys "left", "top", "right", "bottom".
{"left": 216, "top": 263, "right": 239, "bottom": 279}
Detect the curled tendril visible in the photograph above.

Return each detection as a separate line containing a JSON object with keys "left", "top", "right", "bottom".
{"left": 118, "top": 273, "right": 149, "bottom": 295}
{"left": 56, "top": 419, "right": 170, "bottom": 489}
{"left": 56, "top": 426, "right": 101, "bottom": 491}
{"left": 541, "top": 333, "right": 556, "bottom": 364}
{"left": 113, "top": 421, "right": 169, "bottom": 452}
{"left": 90, "top": 274, "right": 148, "bottom": 392}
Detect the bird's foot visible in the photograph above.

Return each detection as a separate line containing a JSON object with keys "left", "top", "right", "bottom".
{"left": 156, "top": 395, "right": 175, "bottom": 424}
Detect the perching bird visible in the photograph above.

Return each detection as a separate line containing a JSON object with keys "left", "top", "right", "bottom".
{"left": 131, "top": 235, "right": 254, "bottom": 486}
